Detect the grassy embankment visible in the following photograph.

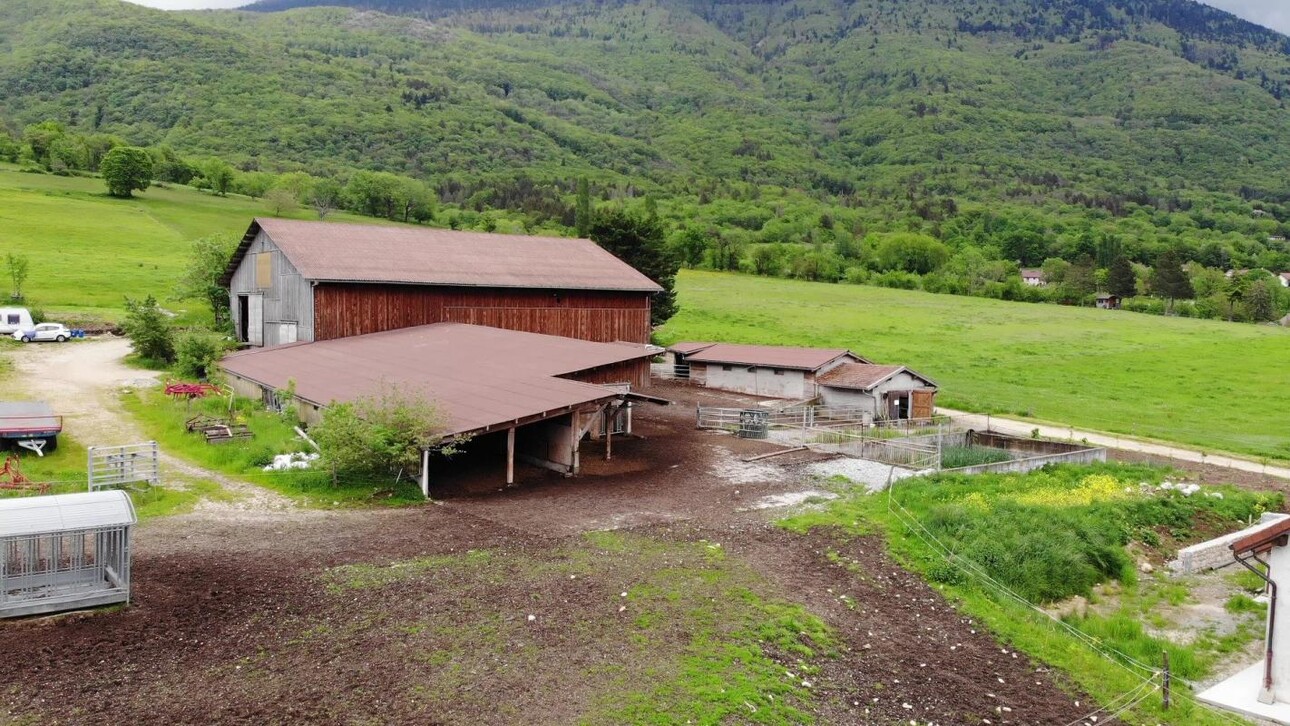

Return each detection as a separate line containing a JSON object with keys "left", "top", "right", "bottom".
{"left": 661, "top": 270, "right": 1290, "bottom": 461}
{"left": 782, "top": 463, "right": 1281, "bottom": 725}
{"left": 121, "top": 389, "right": 426, "bottom": 506}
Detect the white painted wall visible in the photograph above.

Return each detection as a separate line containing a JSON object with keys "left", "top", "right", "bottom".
{"left": 1265, "top": 544, "right": 1290, "bottom": 704}
{"left": 701, "top": 365, "right": 808, "bottom": 398}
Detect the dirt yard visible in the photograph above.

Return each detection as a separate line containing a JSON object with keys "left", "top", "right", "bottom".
{"left": 0, "top": 344, "right": 1100, "bottom": 724}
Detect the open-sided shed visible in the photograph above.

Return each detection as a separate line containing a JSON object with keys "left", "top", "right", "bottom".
{"left": 0, "top": 490, "right": 137, "bottom": 618}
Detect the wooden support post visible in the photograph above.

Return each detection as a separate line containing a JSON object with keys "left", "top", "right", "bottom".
{"left": 604, "top": 406, "right": 613, "bottom": 461}
{"left": 1162, "top": 651, "right": 1171, "bottom": 710}
{"left": 506, "top": 427, "right": 516, "bottom": 485}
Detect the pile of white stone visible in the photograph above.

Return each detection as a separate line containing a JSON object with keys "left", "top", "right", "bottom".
{"left": 263, "top": 452, "right": 319, "bottom": 471}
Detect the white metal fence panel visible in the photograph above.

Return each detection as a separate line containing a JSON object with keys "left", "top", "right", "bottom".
{"left": 88, "top": 442, "right": 161, "bottom": 491}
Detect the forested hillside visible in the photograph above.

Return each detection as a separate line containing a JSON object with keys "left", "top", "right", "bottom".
{"left": 3, "top": 0, "right": 1290, "bottom": 320}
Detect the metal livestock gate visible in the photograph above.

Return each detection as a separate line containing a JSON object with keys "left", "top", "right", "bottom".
{"left": 0, "top": 490, "right": 137, "bottom": 618}
{"left": 88, "top": 442, "right": 161, "bottom": 491}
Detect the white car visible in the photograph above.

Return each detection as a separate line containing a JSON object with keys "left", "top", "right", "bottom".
{"left": 12, "top": 323, "right": 72, "bottom": 343}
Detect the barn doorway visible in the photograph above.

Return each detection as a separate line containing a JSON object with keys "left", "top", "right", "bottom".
{"left": 237, "top": 295, "right": 250, "bottom": 343}
{"left": 886, "top": 392, "right": 910, "bottom": 420}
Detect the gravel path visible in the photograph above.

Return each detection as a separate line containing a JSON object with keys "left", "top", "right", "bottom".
{"left": 6, "top": 337, "right": 297, "bottom": 515}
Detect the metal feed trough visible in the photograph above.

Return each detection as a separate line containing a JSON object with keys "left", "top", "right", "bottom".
{"left": 0, "top": 490, "right": 137, "bottom": 618}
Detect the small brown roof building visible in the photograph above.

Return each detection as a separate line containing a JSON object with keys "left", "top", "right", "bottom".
{"left": 219, "top": 323, "right": 662, "bottom": 489}
{"left": 663, "top": 342, "right": 868, "bottom": 400}
{"left": 220, "top": 323, "right": 656, "bottom": 438}
{"left": 683, "top": 343, "right": 863, "bottom": 371}
{"left": 221, "top": 218, "right": 661, "bottom": 348}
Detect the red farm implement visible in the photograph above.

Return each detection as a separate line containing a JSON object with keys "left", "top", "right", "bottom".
{"left": 0, "top": 454, "right": 50, "bottom": 494}
{"left": 165, "top": 382, "right": 225, "bottom": 400}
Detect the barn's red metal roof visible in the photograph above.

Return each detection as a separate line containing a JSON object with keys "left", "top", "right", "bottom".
{"left": 219, "top": 324, "right": 659, "bottom": 437}
{"left": 667, "top": 341, "right": 718, "bottom": 355}
{"left": 684, "top": 343, "right": 863, "bottom": 371}
{"left": 817, "top": 363, "right": 937, "bottom": 391}
{"left": 221, "top": 218, "right": 662, "bottom": 292}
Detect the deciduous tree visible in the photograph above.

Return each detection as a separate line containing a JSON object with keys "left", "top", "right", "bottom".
{"left": 100, "top": 146, "right": 153, "bottom": 198}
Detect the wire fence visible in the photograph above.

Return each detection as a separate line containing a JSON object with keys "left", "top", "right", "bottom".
{"left": 884, "top": 471, "right": 1260, "bottom": 725}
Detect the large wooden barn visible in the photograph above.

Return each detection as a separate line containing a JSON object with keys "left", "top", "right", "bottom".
{"left": 220, "top": 219, "right": 662, "bottom": 347}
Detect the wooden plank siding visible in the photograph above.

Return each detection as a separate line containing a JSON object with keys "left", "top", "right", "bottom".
{"left": 562, "top": 360, "right": 651, "bottom": 390}
{"left": 227, "top": 230, "right": 315, "bottom": 347}
{"left": 313, "top": 283, "right": 653, "bottom": 344}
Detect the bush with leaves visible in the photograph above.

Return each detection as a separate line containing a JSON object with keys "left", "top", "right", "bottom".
{"left": 122, "top": 295, "right": 175, "bottom": 364}
{"left": 311, "top": 384, "right": 459, "bottom": 484}
{"left": 175, "top": 331, "right": 233, "bottom": 380}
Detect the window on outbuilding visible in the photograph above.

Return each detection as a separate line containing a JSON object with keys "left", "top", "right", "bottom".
{"left": 255, "top": 252, "right": 273, "bottom": 289}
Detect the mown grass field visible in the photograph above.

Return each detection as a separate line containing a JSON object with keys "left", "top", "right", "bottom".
{"left": 8, "top": 167, "right": 1289, "bottom": 460}
{"left": 660, "top": 270, "right": 1290, "bottom": 461}
{"left": 0, "top": 165, "right": 372, "bottom": 323}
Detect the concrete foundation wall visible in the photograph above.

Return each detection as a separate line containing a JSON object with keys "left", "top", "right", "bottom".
{"left": 1169, "top": 513, "right": 1290, "bottom": 575}
{"left": 516, "top": 414, "right": 576, "bottom": 474}
{"left": 943, "top": 447, "right": 1106, "bottom": 476}
{"left": 817, "top": 387, "right": 878, "bottom": 413}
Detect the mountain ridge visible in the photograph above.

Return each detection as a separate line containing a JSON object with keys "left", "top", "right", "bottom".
{"left": 2, "top": 0, "right": 1290, "bottom": 273}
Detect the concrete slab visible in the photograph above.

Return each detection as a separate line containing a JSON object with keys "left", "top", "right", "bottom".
{"left": 1197, "top": 662, "right": 1290, "bottom": 725}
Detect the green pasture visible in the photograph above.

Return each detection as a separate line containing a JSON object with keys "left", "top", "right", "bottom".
{"left": 661, "top": 270, "right": 1290, "bottom": 461}
{"left": 0, "top": 166, "right": 370, "bottom": 323}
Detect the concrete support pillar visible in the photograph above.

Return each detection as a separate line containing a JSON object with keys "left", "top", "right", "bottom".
{"left": 420, "top": 448, "right": 430, "bottom": 499}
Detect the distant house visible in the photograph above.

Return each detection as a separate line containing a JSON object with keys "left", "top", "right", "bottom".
{"left": 1095, "top": 293, "right": 1121, "bottom": 310}
{"left": 667, "top": 343, "right": 868, "bottom": 399}
{"left": 1020, "top": 268, "right": 1046, "bottom": 286}
{"left": 220, "top": 218, "right": 662, "bottom": 348}
{"left": 816, "top": 364, "right": 938, "bottom": 420}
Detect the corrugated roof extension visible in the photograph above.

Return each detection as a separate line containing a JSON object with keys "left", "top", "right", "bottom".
{"left": 0, "top": 490, "right": 137, "bottom": 538}
{"left": 219, "top": 218, "right": 662, "bottom": 292}
{"left": 817, "top": 363, "right": 937, "bottom": 391}
{"left": 219, "top": 323, "right": 659, "bottom": 437}
{"left": 683, "top": 343, "right": 863, "bottom": 371}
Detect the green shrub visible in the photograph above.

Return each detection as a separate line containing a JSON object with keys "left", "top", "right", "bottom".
{"left": 174, "top": 330, "right": 233, "bottom": 379}
{"left": 121, "top": 295, "right": 174, "bottom": 363}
